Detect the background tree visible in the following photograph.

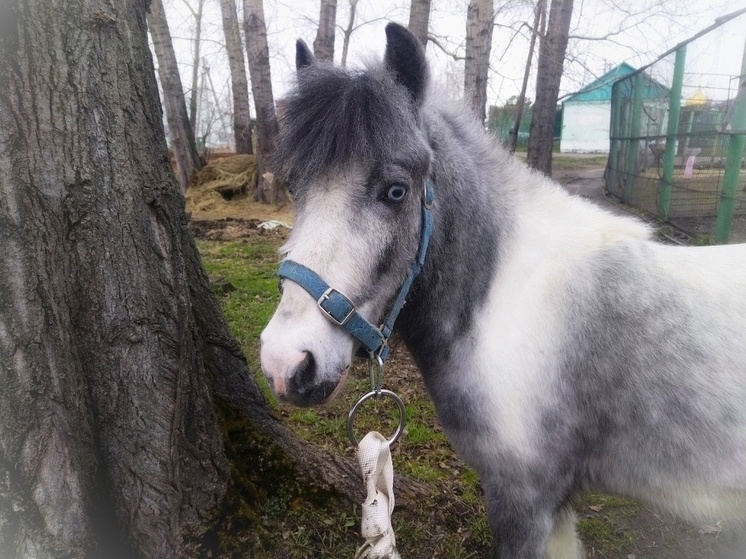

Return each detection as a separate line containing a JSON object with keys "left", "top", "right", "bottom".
{"left": 314, "top": 0, "right": 337, "bottom": 61}
{"left": 148, "top": 0, "right": 203, "bottom": 191}
{"left": 220, "top": 0, "right": 253, "bottom": 154}
{"left": 184, "top": 0, "right": 206, "bottom": 129}
{"left": 243, "top": 0, "right": 281, "bottom": 202}
{"left": 464, "top": 0, "right": 495, "bottom": 124}
{"left": 0, "top": 0, "right": 385, "bottom": 556}
{"left": 509, "top": 0, "right": 546, "bottom": 153}
{"left": 340, "top": 0, "right": 359, "bottom": 68}
{"left": 526, "top": 0, "right": 573, "bottom": 174}
{"left": 408, "top": 0, "right": 431, "bottom": 47}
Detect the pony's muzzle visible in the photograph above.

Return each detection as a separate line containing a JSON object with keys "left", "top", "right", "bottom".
{"left": 260, "top": 345, "right": 341, "bottom": 407}
{"left": 285, "top": 351, "right": 331, "bottom": 407}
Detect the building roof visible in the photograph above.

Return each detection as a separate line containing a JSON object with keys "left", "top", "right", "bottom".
{"left": 563, "top": 63, "right": 638, "bottom": 103}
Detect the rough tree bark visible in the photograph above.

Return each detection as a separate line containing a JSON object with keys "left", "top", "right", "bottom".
{"left": 408, "top": 0, "right": 431, "bottom": 47}
{"left": 526, "top": 0, "right": 574, "bottom": 175}
{"left": 1, "top": 1, "right": 425, "bottom": 557}
{"left": 464, "top": 0, "right": 494, "bottom": 124}
{"left": 219, "top": 0, "right": 253, "bottom": 154}
{"left": 509, "top": 0, "right": 546, "bottom": 153}
{"left": 242, "top": 0, "right": 281, "bottom": 203}
{"left": 1, "top": 1, "right": 227, "bottom": 556}
{"left": 148, "top": 0, "right": 202, "bottom": 191}
{"left": 313, "top": 0, "right": 337, "bottom": 61}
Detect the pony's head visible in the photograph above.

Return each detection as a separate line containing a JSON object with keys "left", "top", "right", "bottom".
{"left": 260, "top": 23, "right": 432, "bottom": 407}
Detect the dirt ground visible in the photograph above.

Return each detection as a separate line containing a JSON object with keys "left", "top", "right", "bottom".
{"left": 188, "top": 155, "right": 744, "bottom": 558}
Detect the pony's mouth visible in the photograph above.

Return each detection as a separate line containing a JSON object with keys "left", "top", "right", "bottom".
{"left": 322, "top": 365, "right": 350, "bottom": 404}
{"left": 278, "top": 363, "right": 351, "bottom": 407}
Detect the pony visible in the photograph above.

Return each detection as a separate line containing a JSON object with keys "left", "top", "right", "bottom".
{"left": 260, "top": 23, "right": 746, "bottom": 558}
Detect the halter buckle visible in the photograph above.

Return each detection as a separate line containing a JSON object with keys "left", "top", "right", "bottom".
{"left": 317, "top": 287, "right": 355, "bottom": 326}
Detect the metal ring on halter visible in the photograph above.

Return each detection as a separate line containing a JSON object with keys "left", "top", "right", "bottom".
{"left": 347, "top": 389, "right": 407, "bottom": 446}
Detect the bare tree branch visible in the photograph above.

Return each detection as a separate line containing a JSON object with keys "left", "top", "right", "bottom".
{"left": 427, "top": 34, "right": 465, "bottom": 61}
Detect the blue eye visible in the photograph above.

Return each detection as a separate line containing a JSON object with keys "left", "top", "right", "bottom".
{"left": 385, "top": 184, "right": 408, "bottom": 203}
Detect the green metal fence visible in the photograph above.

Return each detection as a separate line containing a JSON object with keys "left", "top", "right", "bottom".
{"left": 605, "top": 10, "right": 746, "bottom": 243}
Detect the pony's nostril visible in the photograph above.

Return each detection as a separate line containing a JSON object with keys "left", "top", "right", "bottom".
{"left": 295, "top": 351, "right": 317, "bottom": 388}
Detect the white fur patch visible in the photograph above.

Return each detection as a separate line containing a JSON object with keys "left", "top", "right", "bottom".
{"left": 468, "top": 179, "right": 651, "bottom": 461}
{"left": 544, "top": 509, "right": 584, "bottom": 559}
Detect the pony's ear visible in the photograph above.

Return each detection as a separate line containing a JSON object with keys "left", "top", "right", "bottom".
{"left": 296, "top": 39, "right": 315, "bottom": 73}
{"left": 384, "top": 22, "right": 429, "bottom": 106}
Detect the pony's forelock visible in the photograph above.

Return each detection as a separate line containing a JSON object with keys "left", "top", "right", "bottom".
{"left": 274, "top": 63, "right": 427, "bottom": 192}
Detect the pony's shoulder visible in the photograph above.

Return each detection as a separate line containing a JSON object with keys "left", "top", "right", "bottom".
{"left": 515, "top": 171, "right": 652, "bottom": 251}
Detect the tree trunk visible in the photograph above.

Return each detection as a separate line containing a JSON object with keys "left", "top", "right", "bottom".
{"left": 408, "top": 0, "right": 431, "bottom": 48}
{"left": 188, "top": 0, "right": 205, "bottom": 131}
{"left": 526, "top": 0, "right": 573, "bottom": 175}
{"left": 1, "top": 1, "right": 227, "bottom": 556}
{"left": 148, "top": 0, "right": 202, "bottom": 191}
{"left": 464, "top": 0, "right": 494, "bottom": 124}
{"left": 220, "top": 0, "right": 253, "bottom": 153}
{"left": 340, "top": 0, "right": 358, "bottom": 68}
{"left": 1, "top": 1, "right": 409, "bottom": 557}
{"left": 509, "top": 0, "right": 546, "bottom": 153}
{"left": 313, "top": 0, "right": 337, "bottom": 61}
{"left": 242, "top": 0, "right": 281, "bottom": 203}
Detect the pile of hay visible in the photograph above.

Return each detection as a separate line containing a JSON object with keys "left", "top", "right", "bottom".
{"left": 185, "top": 154, "right": 257, "bottom": 214}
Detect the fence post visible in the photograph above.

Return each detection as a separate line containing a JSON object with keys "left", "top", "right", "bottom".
{"left": 659, "top": 45, "right": 686, "bottom": 220}
{"left": 624, "top": 72, "right": 644, "bottom": 204}
{"left": 714, "top": 37, "right": 746, "bottom": 244}
{"left": 607, "top": 83, "right": 623, "bottom": 193}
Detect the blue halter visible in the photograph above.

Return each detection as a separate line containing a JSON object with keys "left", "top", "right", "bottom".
{"left": 278, "top": 179, "right": 435, "bottom": 362}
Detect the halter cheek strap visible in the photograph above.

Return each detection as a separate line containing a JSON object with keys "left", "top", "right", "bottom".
{"left": 278, "top": 179, "right": 435, "bottom": 362}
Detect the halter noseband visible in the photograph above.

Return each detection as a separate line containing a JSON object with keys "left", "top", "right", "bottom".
{"left": 277, "top": 179, "right": 435, "bottom": 362}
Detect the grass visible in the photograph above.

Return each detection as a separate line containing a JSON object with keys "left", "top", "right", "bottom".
{"left": 552, "top": 154, "right": 609, "bottom": 170}
{"left": 577, "top": 517, "right": 635, "bottom": 554}
{"left": 197, "top": 237, "right": 281, "bottom": 401}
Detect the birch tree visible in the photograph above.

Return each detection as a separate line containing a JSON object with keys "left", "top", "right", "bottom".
{"left": 184, "top": 0, "right": 206, "bottom": 129}
{"left": 148, "top": 0, "right": 202, "bottom": 191}
{"left": 408, "top": 0, "right": 431, "bottom": 47}
{"left": 220, "top": 0, "right": 253, "bottom": 153}
{"left": 464, "top": 0, "right": 494, "bottom": 124}
{"left": 314, "top": 0, "right": 337, "bottom": 61}
{"left": 340, "top": 0, "right": 359, "bottom": 68}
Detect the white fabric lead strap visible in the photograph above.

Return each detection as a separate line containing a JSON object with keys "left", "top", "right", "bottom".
{"left": 354, "top": 432, "right": 401, "bottom": 559}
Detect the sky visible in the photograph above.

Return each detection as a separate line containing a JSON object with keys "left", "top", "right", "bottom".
{"left": 159, "top": 0, "right": 746, "bottom": 146}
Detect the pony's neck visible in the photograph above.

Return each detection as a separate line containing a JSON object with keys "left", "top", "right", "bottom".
{"left": 396, "top": 100, "right": 513, "bottom": 375}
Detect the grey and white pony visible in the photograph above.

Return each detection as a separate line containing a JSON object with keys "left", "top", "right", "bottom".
{"left": 260, "top": 23, "right": 746, "bottom": 558}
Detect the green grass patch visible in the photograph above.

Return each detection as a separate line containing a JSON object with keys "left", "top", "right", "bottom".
{"left": 552, "top": 154, "right": 609, "bottom": 170}
{"left": 197, "top": 238, "right": 281, "bottom": 398}
{"left": 586, "top": 493, "right": 642, "bottom": 511}
{"left": 576, "top": 492, "right": 644, "bottom": 517}
{"left": 403, "top": 421, "right": 448, "bottom": 448}
{"left": 577, "top": 517, "right": 635, "bottom": 553}
{"left": 468, "top": 514, "right": 492, "bottom": 549}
